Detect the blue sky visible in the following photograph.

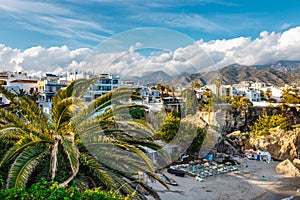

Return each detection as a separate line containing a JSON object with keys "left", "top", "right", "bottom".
{"left": 1, "top": 0, "right": 300, "bottom": 76}
{"left": 0, "top": 0, "right": 299, "bottom": 50}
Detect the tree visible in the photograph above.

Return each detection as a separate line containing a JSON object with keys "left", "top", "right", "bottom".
{"left": 193, "top": 82, "right": 201, "bottom": 90}
{"left": 0, "top": 80, "right": 166, "bottom": 199}
{"left": 155, "top": 84, "right": 165, "bottom": 98}
{"left": 249, "top": 114, "right": 291, "bottom": 137}
{"left": 157, "top": 111, "right": 180, "bottom": 143}
{"left": 281, "top": 88, "right": 300, "bottom": 104}
{"left": 230, "top": 95, "right": 253, "bottom": 110}
{"left": 214, "top": 78, "right": 222, "bottom": 97}
{"left": 264, "top": 89, "right": 272, "bottom": 101}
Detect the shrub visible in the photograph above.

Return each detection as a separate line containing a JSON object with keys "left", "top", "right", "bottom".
{"left": 249, "top": 114, "right": 291, "bottom": 137}
{"left": 0, "top": 179, "right": 127, "bottom": 200}
{"left": 156, "top": 111, "right": 180, "bottom": 143}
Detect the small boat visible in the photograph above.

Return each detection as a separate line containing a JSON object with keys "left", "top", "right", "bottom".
{"left": 167, "top": 168, "right": 185, "bottom": 177}
{"left": 161, "top": 174, "right": 178, "bottom": 186}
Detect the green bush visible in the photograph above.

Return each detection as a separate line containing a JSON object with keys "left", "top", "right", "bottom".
{"left": 249, "top": 114, "right": 291, "bottom": 137}
{"left": 156, "top": 111, "right": 180, "bottom": 143}
{"left": 0, "top": 179, "right": 127, "bottom": 200}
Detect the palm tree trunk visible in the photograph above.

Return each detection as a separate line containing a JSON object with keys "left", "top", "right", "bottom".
{"left": 58, "top": 163, "right": 79, "bottom": 187}
{"left": 50, "top": 140, "right": 59, "bottom": 180}
{"left": 59, "top": 133, "right": 80, "bottom": 187}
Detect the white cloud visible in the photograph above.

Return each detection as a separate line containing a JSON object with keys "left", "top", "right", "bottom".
{"left": 132, "top": 13, "right": 222, "bottom": 32}
{"left": 280, "top": 23, "right": 291, "bottom": 30}
{"left": 1, "top": 27, "right": 300, "bottom": 78}
{"left": 0, "top": 0, "right": 112, "bottom": 45}
{"left": 0, "top": 45, "right": 91, "bottom": 76}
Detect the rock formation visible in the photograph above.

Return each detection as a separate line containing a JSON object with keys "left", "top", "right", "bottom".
{"left": 276, "top": 159, "right": 300, "bottom": 177}
{"left": 249, "top": 127, "right": 300, "bottom": 161}
{"left": 215, "top": 139, "right": 238, "bottom": 155}
{"left": 293, "top": 158, "right": 300, "bottom": 170}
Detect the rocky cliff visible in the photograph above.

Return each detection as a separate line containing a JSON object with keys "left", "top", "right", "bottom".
{"left": 199, "top": 106, "right": 300, "bottom": 135}
{"left": 249, "top": 127, "right": 300, "bottom": 161}
{"left": 199, "top": 107, "right": 300, "bottom": 162}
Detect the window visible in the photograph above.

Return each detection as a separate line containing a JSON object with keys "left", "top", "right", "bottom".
{"left": 113, "top": 79, "right": 118, "bottom": 84}
{"left": 101, "top": 86, "right": 111, "bottom": 91}
{"left": 101, "top": 79, "right": 111, "bottom": 84}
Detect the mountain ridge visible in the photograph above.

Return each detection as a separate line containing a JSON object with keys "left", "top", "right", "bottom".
{"left": 126, "top": 60, "right": 300, "bottom": 87}
{"left": 164, "top": 60, "right": 300, "bottom": 87}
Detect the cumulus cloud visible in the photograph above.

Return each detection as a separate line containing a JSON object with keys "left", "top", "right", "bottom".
{"left": 1, "top": 26, "right": 300, "bottom": 78}
{"left": 0, "top": 45, "right": 91, "bottom": 76}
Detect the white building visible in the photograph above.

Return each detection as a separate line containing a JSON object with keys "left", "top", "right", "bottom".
{"left": 38, "top": 73, "right": 67, "bottom": 114}
{"left": 0, "top": 71, "right": 39, "bottom": 105}
{"left": 259, "top": 86, "right": 283, "bottom": 103}
{"left": 141, "top": 87, "right": 161, "bottom": 103}
{"left": 83, "top": 73, "right": 120, "bottom": 102}
{"left": 244, "top": 89, "right": 262, "bottom": 102}
{"left": 0, "top": 71, "right": 39, "bottom": 94}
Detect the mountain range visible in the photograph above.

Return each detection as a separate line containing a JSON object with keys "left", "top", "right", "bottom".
{"left": 133, "top": 60, "right": 300, "bottom": 87}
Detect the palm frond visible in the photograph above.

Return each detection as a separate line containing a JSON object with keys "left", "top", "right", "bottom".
{"left": 80, "top": 153, "right": 117, "bottom": 189}
{"left": 0, "top": 138, "right": 52, "bottom": 168}
{"left": 0, "top": 85, "right": 17, "bottom": 104}
{"left": 6, "top": 146, "right": 47, "bottom": 188}
{"left": 89, "top": 137, "right": 155, "bottom": 173}
{"left": 52, "top": 78, "right": 95, "bottom": 104}
{"left": 0, "top": 110, "right": 28, "bottom": 130}
{"left": 17, "top": 97, "right": 49, "bottom": 131}
{"left": 61, "top": 135, "right": 79, "bottom": 174}
{"left": 52, "top": 97, "right": 84, "bottom": 134}
{"left": 0, "top": 126, "right": 27, "bottom": 141}
{"left": 74, "top": 88, "right": 142, "bottom": 123}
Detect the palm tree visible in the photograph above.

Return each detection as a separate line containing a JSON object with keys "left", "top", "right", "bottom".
{"left": 0, "top": 79, "right": 167, "bottom": 199}
{"left": 155, "top": 84, "right": 165, "bottom": 99}
{"left": 214, "top": 78, "right": 222, "bottom": 97}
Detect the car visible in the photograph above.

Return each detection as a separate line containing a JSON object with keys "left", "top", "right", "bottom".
{"left": 167, "top": 168, "right": 185, "bottom": 177}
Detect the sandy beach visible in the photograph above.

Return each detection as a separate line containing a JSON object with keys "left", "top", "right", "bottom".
{"left": 148, "top": 158, "right": 300, "bottom": 200}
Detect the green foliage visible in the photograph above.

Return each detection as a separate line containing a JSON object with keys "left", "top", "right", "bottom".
{"left": 0, "top": 82, "right": 166, "bottom": 198}
{"left": 129, "top": 107, "right": 145, "bottom": 119}
{"left": 281, "top": 88, "right": 300, "bottom": 104}
{"left": 268, "top": 98, "right": 277, "bottom": 103}
{"left": 154, "top": 109, "right": 206, "bottom": 155}
{"left": 249, "top": 114, "right": 291, "bottom": 137}
{"left": 264, "top": 89, "right": 272, "bottom": 100}
{"left": 193, "top": 82, "right": 201, "bottom": 89}
{"left": 230, "top": 95, "right": 253, "bottom": 111}
{"left": 0, "top": 179, "right": 126, "bottom": 200}
{"left": 130, "top": 91, "right": 142, "bottom": 101}
{"left": 156, "top": 111, "right": 180, "bottom": 143}
{"left": 0, "top": 139, "right": 12, "bottom": 187}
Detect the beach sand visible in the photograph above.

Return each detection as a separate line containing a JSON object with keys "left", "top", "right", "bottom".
{"left": 147, "top": 158, "right": 300, "bottom": 200}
